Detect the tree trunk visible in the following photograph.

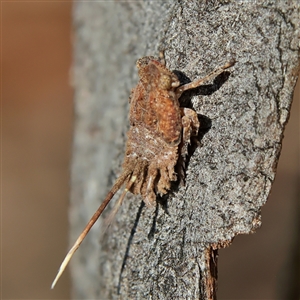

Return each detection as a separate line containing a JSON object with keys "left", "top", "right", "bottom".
{"left": 70, "top": 1, "right": 300, "bottom": 299}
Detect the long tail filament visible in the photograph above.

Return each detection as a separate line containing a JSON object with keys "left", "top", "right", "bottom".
{"left": 51, "top": 172, "right": 133, "bottom": 289}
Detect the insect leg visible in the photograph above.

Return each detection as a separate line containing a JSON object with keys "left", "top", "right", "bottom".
{"left": 144, "top": 167, "right": 158, "bottom": 207}
{"left": 175, "top": 59, "right": 235, "bottom": 96}
{"left": 180, "top": 107, "right": 200, "bottom": 158}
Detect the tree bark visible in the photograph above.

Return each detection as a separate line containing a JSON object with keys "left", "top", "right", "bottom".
{"left": 70, "top": 1, "right": 300, "bottom": 299}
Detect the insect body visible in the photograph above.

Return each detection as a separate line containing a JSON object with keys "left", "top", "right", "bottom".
{"left": 51, "top": 53, "right": 234, "bottom": 288}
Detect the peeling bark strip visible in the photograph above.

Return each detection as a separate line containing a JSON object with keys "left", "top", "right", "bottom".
{"left": 71, "top": 1, "right": 299, "bottom": 299}
{"left": 198, "top": 248, "right": 218, "bottom": 300}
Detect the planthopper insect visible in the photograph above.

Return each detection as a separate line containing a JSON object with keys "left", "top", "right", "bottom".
{"left": 51, "top": 52, "right": 234, "bottom": 288}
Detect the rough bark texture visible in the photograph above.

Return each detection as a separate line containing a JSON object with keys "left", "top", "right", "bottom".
{"left": 70, "top": 1, "right": 300, "bottom": 299}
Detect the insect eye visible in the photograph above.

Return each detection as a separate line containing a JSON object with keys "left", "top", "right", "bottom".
{"left": 159, "top": 74, "right": 172, "bottom": 89}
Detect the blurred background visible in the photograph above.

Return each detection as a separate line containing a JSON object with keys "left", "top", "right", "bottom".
{"left": 2, "top": 2, "right": 299, "bottom": 299}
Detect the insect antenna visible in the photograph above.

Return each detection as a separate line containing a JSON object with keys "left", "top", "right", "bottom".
{"left": 51, "top": 171, "right": 131, "bottom": 289}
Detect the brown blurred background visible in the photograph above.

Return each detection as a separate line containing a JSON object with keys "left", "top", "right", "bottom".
{"left": 2, "top": 3, "right": 299, "bottom": 300}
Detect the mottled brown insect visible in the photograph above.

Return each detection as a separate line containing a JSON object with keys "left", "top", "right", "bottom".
{"left": 51, "top": 53, "right": 234, "bottom": 288}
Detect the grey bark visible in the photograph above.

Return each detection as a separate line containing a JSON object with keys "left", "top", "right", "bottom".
{"left": 70, "top": 1, "right": 300, "bottom": 299}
